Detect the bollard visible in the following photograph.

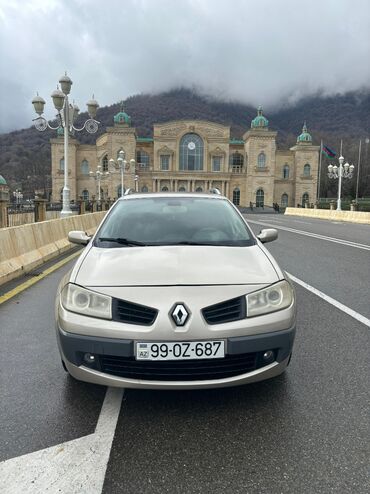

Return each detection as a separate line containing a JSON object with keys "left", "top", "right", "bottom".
{"left": 92, "top": 200, "right": 97, "bottom": 213}
{"left": 79, "top": 200, "right": 86, "bottom": 215}
{"left": 329, "top": 201, "right": 336, "bottom": 210}
{"left": 0, "top": 199, "right": 8, "bottom": 228}
{"left": 34, "top": 198, "right": 47, "bottom": 222}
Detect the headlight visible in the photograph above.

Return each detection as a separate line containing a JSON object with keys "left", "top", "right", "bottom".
{"left": 246, "top": 280, "right": 294, "bottom": 317}
{"left": 61, "top": 283, "right": 112, "bottom": 319}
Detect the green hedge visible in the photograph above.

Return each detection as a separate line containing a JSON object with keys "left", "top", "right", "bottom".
{"left": 317, "top": 198, "right": 370, "bottom": 212}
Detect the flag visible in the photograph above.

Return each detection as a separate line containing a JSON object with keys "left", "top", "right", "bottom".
{"left": 322, "top": 145, "right": 336, "bottom": 158}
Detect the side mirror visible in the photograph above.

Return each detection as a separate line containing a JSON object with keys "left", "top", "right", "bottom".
{"left": 68, "top": 230, "right": 91, "bottom": 245}
{"left": 257, "top": 228, "right": 278, "bottom": 244}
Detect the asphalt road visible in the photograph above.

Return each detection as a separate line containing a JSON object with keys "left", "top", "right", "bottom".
{"left": 0, "top": 214, "right": 369, "bottom": 493}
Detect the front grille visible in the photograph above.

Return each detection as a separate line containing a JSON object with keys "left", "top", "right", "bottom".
{"left": 202, "top": 296, "right": 245, "bottom": 325}
{"left": 98, "top": 352, "right": 265, "bottom": 381}
{"left": 112, "top": 299, "right": 158, "bottom": 326}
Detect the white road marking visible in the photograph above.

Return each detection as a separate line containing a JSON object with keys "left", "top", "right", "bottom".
{"left": 0, "top": 387, "right": 124, "bottom": 494}
{"left": 246, "top": 219, "right": 370, "bottom": 251}
{"left": 288, "top": 273, "right": 370, "bottom": 328}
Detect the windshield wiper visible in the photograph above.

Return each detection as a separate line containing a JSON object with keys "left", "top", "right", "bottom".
{"left": 169, "top": 241, "right": 218, "bottom": 246}
{"left": 98, "top": 237, "right": 148, "bottom": 246}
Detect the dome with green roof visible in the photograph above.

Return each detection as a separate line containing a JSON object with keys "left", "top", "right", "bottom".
{"left": 297, "top": 123, "right": 312, "bottom": 143}
{"left": 251, "top": 106, "right": 269, "bottom": 129}
{"left": 114, "top": 102, "right": 131, "bottom": 126}
{"left": 0, "top": 174, "right": 7, "bottom": 185}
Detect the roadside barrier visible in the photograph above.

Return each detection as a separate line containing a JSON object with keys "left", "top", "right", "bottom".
{"left": 284, "top": 207, "right": 370, "bottom": 224}
{"left": 0, "top": 212, "right": 106, "bottom": 286}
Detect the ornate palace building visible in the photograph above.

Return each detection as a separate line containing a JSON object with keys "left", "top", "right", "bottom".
{"left": 50, "top": 106, "right": 319, "bottom": 207}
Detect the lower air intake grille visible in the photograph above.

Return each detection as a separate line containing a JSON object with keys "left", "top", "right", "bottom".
{"left": 202, "top": 296, "right": 245, "bottom": 325}
{"left": 98, "top": 352, "right": 263, "bottom": 381}
{"left": 112, "top": 299, "right": 158, "bottom": 326}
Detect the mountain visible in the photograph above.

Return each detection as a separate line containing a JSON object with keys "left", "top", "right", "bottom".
{"left": 0, "top": 88, "right": 369, "bottom": 198}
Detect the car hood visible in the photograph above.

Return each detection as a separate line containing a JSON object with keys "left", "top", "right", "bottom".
{"left": 73, "top": 245, "right": 279, "bottom": 287}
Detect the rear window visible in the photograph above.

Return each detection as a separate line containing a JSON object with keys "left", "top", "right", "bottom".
{"left": 95, "top": 196, "right": 255, "bottom": 247}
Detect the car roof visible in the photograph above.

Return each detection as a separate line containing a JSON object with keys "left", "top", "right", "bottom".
{"left": 117, "top": 192, "right": 226, "bottom": 201}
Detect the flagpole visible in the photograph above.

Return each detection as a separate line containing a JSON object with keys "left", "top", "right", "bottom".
{"left": 356, "top": 139, "right": 362, "bottom": 202}
{"left": 317, "top": 139, "right": 323, "bottom": 202}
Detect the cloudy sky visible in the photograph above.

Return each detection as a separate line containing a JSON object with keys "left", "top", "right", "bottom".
{"left": 0, "top": 0, "right": 369, "bottom": 133}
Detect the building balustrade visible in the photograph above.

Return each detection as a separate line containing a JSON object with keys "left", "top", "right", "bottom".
{"left": 230, "top": 166, "right": 243, "bottom": 173}
{"left": 56, "top": 169, "right": 72, "bottom": 176}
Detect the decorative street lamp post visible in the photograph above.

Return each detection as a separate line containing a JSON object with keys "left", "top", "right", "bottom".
{"left": 109, "top": 151, "right": 136, "bottom": 198}
{"left": 32, "top": 73, "right": 100, "bottom": 217}
{"left": 89, "top": 165, "right": 109, "bottom": 205}
{"left": 327, "top": 156, "right": 355, "bottom": 211}
{"left": 13, "top": 189, "right": 23, "bottom": 209}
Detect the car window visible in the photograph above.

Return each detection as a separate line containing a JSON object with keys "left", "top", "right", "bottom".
{"left": 95, "top": 197, "right": 255, "bottom": 247}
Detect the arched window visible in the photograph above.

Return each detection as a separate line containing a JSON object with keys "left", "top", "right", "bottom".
{"left": 179, "top": 133, "right": 203, "bottom": 171}
{"left": 195, "top": 187, "right": 203, "bottom": 192}
{"left": 137, "top": 150, "right": 150, "bottom": 168}
{"left": 257, "top": 152, "right": 266, "bottom": 168}
{"left": 302, "top": 193, "right": 309, "bottom": 205}
{"left": 81, "top": 159, "right": 89, "bottom": 175}
{"left": 141, "top": 185, "right": 149, "bottom": 193}
{"left": 281, "top": 193, "right": 288, "bottom": 207}
{"left": 179, "top": 186, "right": 186, "bottom": 192}
{"left": 232, "top": 188, "right": 240, "bottom": 205}
{"left": 59, "top": 158, "right": 64, "bottom": 171}
{"left": 161, "top": 186, "right": 169, "bottom": 192}
{"left": 82, "top": 189, "right": 89, "bottom": 201}
{"left": 102, "top": 155, "right": 108, "bottom": 172}
{"left": 229, "top": 153, "right": 244, "bottom": 167}
{"left": 256, "top": 189, "right": 264, "bottom": 207}
{"left": 283, "top": 164, "right": 290, "bottom": 179}
{"left": 304, "top": 164, "right": 311, "bottom": 176}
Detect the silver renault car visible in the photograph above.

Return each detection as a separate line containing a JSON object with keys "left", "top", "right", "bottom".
{"left": 56, "top": 192, "right": 296, "bottom": 389}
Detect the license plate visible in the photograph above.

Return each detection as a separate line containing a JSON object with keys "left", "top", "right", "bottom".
{"left": 136, "top": 340, "right": 225, "bottom": 361}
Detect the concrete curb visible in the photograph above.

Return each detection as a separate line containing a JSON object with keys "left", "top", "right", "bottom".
{"left": 284, "top": 207, "right": 370, "bottom": 225}
{"left": 0, "top": 212, "right": 106, "bottom": 286}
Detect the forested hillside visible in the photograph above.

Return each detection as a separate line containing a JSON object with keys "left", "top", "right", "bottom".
{"left": 0, "top": 88, "right": 369, "bottom": 198}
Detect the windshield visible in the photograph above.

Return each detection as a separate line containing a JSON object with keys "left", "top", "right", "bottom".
{"left": 95, "top": 196, "right": 255, "bottom": 247}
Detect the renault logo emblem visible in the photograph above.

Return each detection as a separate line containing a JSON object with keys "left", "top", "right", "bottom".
{"left": 171, "top": 303, "right": 189, "bottom": 326}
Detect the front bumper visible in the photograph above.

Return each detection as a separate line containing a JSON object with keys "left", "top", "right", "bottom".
{"left": 57, "top": 326, "right": 295, "bottom": 389}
